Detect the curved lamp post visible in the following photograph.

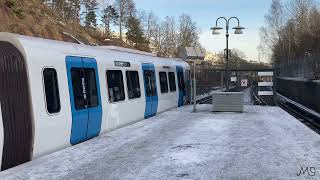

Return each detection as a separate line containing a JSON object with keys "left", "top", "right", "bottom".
{"left": 211, "top": 17, "right": 245, "bottom": 92}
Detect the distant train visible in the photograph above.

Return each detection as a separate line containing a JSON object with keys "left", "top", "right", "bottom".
{"left": 0, "top": 33, "right": 191, "bottom": 171}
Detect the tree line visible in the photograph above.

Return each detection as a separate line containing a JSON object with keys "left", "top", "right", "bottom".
{"left": 260, "top": 0, "right": 320, "bottom": 61}
{"left": 41, "top": 0, "right": 200, "bottom": 57}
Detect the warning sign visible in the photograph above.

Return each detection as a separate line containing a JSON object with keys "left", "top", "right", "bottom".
{"left": 241, "top": 79, "right": 248, "bottom": 87}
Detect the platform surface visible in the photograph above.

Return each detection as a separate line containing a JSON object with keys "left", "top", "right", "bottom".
{"left": 1, "top": 105, "right": 320, "bottom": 180}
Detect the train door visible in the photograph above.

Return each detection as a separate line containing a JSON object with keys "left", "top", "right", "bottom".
{"left": 66, "top": 56, "right": 102, "bottom": 145}
{"left": 185, "top": 69, "right": 191, "bottom": 104}
{"left": 177, "top": 66, "right": 185, "bottom": 107}
{"left": 142, "top": 63, "right": 158, "bottom": 118}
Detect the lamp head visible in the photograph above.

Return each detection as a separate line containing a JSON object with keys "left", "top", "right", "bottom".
{"left": 211, "top": 26, "right": 223, "bottom": 35}
{"left": 233, "top": 26, "right": 245, "bottom": 34}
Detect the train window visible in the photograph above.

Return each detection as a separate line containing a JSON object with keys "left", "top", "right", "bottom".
{"left": 168, "top": 72, "right": 176, "bottom": 92}
{"left": 159, "top": 72, "right": 169, "bottom": 93}
{"left": 43, "top": 68, "right": 61, "bottom": 114}
{"left": 107, "top": 70, "right": 125, "bottom": 103}
{"left": 126, "top": 71, "right": 141, "bottom": 99}
{"left": 144, "top": 70, "right": 157, "bottom": 97}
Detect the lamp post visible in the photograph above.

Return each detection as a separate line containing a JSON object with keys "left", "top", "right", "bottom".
{"left": 211, "top": 17, "right": 245, "bottom": 92}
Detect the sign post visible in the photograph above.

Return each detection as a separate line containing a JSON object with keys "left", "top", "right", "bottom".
{"left": 193, "top": 60, "right": 196, "bottom": 113}
{"left": 180, "top": 46, "right": 205, "bottom": 113}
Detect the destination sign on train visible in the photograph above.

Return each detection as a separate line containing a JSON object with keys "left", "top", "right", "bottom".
{"left": 114, "top": 61, "right": 131, "bottom": 67}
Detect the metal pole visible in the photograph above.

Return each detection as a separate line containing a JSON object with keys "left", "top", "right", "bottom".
{"left": 193, "top": 60, "right": 197, "bottom": 113}
{"left": 220, "top": 71, "right": 224, "bottom": 88}
{"left": 226, "top": 30, "right": 230, "bottom": 92}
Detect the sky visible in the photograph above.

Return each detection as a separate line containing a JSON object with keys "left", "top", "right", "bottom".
{"left": 132, "top": 0, "right": 273, "bottom": 63}
{"left": 99, "top": 0, "right": 273, "bottom": 62}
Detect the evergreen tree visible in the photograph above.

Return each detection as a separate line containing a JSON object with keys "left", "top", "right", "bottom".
{"left": 51, "top": 0, "right": 66, "bottom": 18}
{"left": 44, "top": 0, "right": 81, "bottom": 22}
{"left": 126, "top": 16, "right": 149, "bottom": 50}
{"left": 102, "top": 5, "right": 118, "bottom": 37}
{"left": 70, "top": 0, "right": 81, "bottom": 22}
{"left": 84, "top": 0, "right": 98, "bottom": 28}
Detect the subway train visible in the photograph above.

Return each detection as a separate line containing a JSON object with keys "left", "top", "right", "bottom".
{"left": 0, "top": 33, "right": 191, "bottom": 171}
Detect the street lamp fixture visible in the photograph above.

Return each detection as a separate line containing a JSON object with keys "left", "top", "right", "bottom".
{"left": 211, "top": 17, "right": 245, "bottom": 92}
{"left": 233, "top": 26, "right": 245, "bottom": 34}
{"left": 211, "top": 27, "right": 223, "bottom": 35}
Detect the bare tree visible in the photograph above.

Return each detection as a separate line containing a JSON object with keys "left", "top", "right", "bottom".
{"left": 262, "top": 0, "right": 320, "bottom": 78}
{"left": 137, "top": 10, "right": 148, "bottom": 33}
{"left": 260, "top": 0, "right": 285, "bottom": 56}
{"left": 114, "top": 0, "right": 135, "bottom": 39}
{"left": 138, "top": 10, "right": 159, "bottom": 40}
{"left": 178, "top": 14, "right": 199, "bottom": 48}
{"left": 146, "top": 11, "right": 159, "bottom": 40}
{"left": 161, "top": 16, "right": 178, "bottom": 57}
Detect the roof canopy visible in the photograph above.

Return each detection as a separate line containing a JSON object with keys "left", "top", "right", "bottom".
{"left": 178, "top": 46, "right": 205, "bottom": 61}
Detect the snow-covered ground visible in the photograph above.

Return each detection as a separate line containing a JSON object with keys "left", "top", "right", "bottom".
{"left": 243, "top": 87, "right": 252, "bottom": 105}
{"left": 1, "top": 105, "right": 320, "bottom": 180}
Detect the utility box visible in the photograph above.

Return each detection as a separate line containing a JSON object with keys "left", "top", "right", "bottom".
{"left": 212, "top": 92, "right": 244, "bottom": 112}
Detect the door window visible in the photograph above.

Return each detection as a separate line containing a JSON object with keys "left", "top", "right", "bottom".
{"left": 84, "top": 68, "right": 99, "bottom": 108}
{"left": 144, "top": 70, "right": 157, "bottom": 97}
{"left": 71, "top": 68, "right": 99, "bottom": 110}
{"left": 71, "top": 68, "right": 86, "bottom": 110}
{"left": 178, "top": 72, "right": 185, "bottom": 92}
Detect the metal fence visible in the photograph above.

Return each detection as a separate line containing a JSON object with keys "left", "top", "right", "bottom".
{"left": 189, "top": 64, "right": 243, "bottom": 97}
{"left": 275, "top": 53, "right": 320, "bottom": 79}
{"left": 190, "top": 64, "right": 225, "bottom": 96}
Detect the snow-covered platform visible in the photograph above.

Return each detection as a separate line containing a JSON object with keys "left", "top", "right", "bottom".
{"left": 1, "top": 105, "right": 320, "bottom": 180}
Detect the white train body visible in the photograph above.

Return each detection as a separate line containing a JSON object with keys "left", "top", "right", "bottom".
{"left": 0, "top": 33, "right": 190, "bottom": 170}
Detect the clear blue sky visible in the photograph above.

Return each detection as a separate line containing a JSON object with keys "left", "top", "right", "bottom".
{"left": 134, "top": 0, "right": 272, "bottom": 62}
{"left": 99, "top": 0, "right": 273, "bottom": 62}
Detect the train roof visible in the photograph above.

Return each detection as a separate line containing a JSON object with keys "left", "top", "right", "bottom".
{"left": 0, "top": 32, "right": 189, "bottom": 68}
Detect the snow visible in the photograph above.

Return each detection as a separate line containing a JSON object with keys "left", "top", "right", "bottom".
{"left": 243, "top": 87, "right": 253, "bottom": 105}
{"left": 1, "top": 105, "right": 320, "bottom": 179}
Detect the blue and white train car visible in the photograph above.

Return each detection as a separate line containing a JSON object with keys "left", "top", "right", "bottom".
{"left": 0, "top": 33, "right": 190, "bottom": 170}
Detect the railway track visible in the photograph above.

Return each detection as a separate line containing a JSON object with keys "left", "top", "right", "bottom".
{"left": 278, "top": 100, "right": 320, "bottom": 135}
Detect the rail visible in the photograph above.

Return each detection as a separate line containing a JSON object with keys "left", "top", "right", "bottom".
{"left": 277, "top": 93, "right": 320, "bottom": 134}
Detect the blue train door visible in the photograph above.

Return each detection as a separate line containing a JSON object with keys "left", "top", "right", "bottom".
{"left": 66, "top": 56, "right": 102, "bottom": 145}
{"left": 142, "top": 63, "right": 158, "bottom": 118}
{"left": 177, "top": 66, "right": 185, "bottom": 107}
